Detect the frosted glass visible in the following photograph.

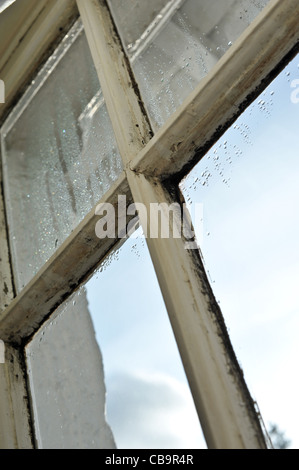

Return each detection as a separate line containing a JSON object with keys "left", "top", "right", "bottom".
{"left": 180, "top": 54, "right": 299, "bottom": 448}
{"left": 1, "top": 23, "right": 122, "bottom": 292}
{"left": 109, "top": 0, "right": 270, "bottom": 129}
{"left": 108, "top": 0, "right": 170, "bottom": 47}
{"left": 26, "top": 290, "right": 116, "bottom": 449}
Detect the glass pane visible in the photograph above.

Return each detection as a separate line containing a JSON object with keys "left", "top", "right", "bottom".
{"left": 180, "top": 53, "right": 299, "bottom": 449}
{"left": 1, "top": 21, "right": 122, "bottom": 292}
{"left": 26, "top": 229, "right": 206, "bottom": 449}
{"left": 25, "top": 291, "right": 116, "bottom": 449}
{"left": 108, "top": 0, "right": 270, "bottom": 129}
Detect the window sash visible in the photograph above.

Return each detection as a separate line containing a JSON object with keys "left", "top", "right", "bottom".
{"left": 0, "top": 0, "right": 78, "bottom": 125}
{"left": 0, "top": 0, "right": 298, "bottom": 449}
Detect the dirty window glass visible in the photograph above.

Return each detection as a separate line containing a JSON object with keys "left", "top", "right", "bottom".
{"left": 1, "top": 21, "right": 122, "bottom": 292}
{"left": 108, "top": 0, "right": 270, "bottom": 129}
{"left": 180, "top": 54, "right": 299, "bottom": 448}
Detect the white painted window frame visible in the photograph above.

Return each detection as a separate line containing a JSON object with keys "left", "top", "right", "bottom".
{"left": 0, "top": 0, "right": 298, "bottom": 449}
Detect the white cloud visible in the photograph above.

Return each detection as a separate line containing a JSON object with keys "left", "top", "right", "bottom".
{"left": 105, "top": 371, "right": 206, "bottom": 449}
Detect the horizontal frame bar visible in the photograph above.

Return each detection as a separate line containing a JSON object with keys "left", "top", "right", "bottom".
{"left": 130, "top": 0, "right": 299, "bottom": 179}
{"left": 0, "top": 173, "right": 132, "bottom": 343}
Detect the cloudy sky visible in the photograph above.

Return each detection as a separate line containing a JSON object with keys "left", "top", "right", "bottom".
{"left": 86, "top": 230, "right": 206, "bottom": 449}
{"left": 181, "top": 52, "right": 299, "bottom": 448}
{"left": 86, "top": 52, "right": 299, "bottom": 449}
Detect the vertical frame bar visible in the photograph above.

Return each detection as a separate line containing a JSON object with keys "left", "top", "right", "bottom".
{"left": 77, "top": 0, "right": 268, "bottom": 448}
{"left": 0, "top": 345, "right": 34, "bottom": 449}
{"left": 0, "top": 157, "right": 34, "bottom": 449}
{"left": 76, "top": 0, "right": 153, "bottom": 165}
{"left": 0, "top": 162, "right": 13, "bottom": 310}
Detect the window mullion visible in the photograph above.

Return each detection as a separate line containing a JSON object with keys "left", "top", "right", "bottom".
{"left": 0, "top": 344, "right": 34, "bottom": 449}
{"left": 0, "top": 162, "right": 33, "bottom": 449}
{"left": 0, "top": 163, "right": 13, "bottom": 310}
{"left": 76, "top": 0, "right": 153, "bottom": 166}
{"left": 126, "top": 172, "right": 268, "bottom": 449}
{"left": 77, "top": 0, "right": 268, "bottom": 449}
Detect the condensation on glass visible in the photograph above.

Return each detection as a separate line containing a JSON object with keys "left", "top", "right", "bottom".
{"left": 25, "top": 289, "right": 116, "bottom": 449}
{"left": 108, "top": 0, "right": 270, "bottom": 129}
{"left": 180, "top": 54, "right": 299, "bottom": 449}
{"left": 0, "top": 20, "right": 123, "bottom": 292}
{"left": 27, "top": 229, "right": 206, "bottom": 449}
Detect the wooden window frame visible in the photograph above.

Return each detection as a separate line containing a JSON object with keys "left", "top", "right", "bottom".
{"left": 0, "top": 0, "right": 298, "bottom": 449}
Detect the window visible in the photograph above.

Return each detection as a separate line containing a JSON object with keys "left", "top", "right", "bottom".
{"left": 180, "top": 54, "right": 299, "bottom": 447}
{"left": 0, "top": 0, "right": 298, "bottom": 449}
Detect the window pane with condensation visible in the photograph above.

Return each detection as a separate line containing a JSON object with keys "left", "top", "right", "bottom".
{"left": 180, "top": 54, "right": 299, "bottom": 449}
{"left": 1, "top": 21, "right": 122, "bottom": 292}
{"left": 25, "top": 290, "right": 116, "bottom": 449}
{"left": 108, "top": 0, "right": 270, "bottom": 129}
{"left": 27, "top": 229, "right": 206, "bottom": 449}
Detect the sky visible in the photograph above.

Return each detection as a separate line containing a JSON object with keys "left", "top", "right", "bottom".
{"left": 181, "top": 53, "right": 299, "bottom": 448}
{"left": 86, "top": 231, "right": 206, "bottom": 449}
{"left": 86, "top": 52, "right": 299, "bottom": 450}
